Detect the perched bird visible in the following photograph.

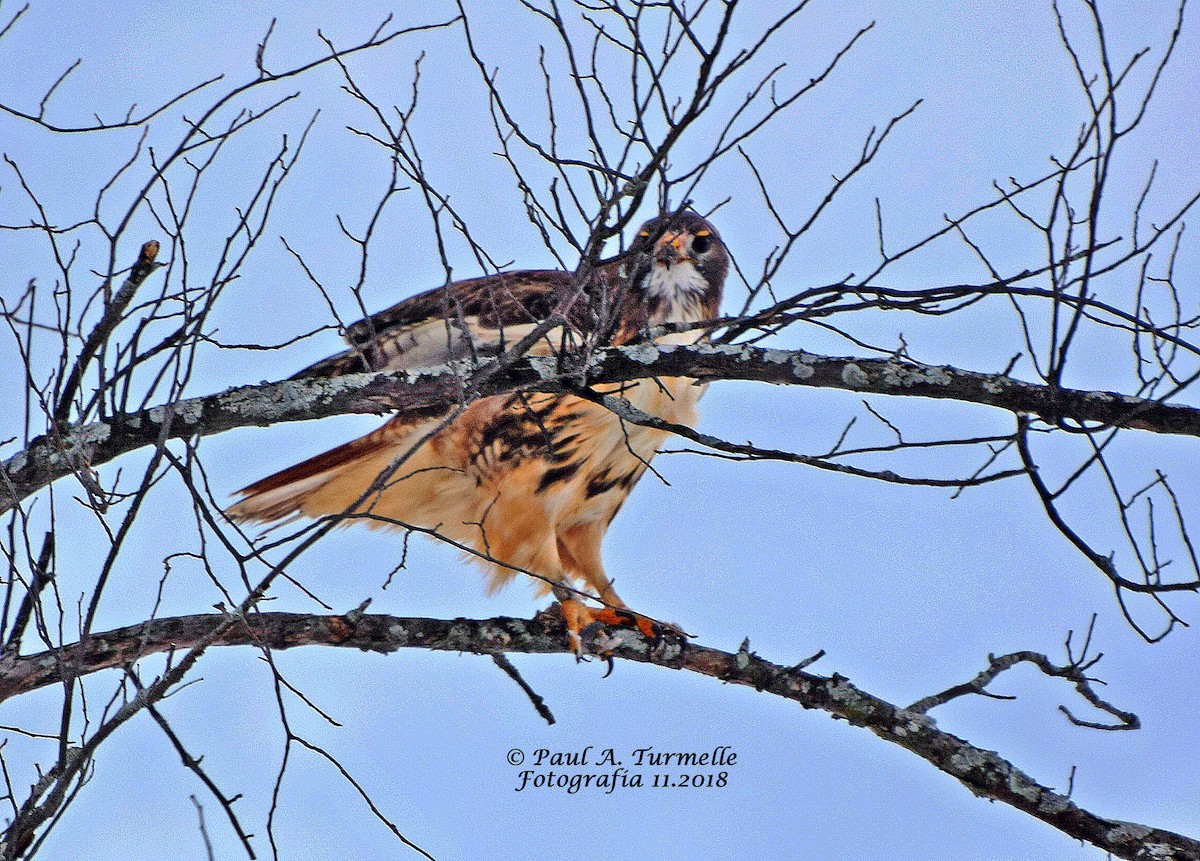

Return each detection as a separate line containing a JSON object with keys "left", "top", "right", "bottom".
{"left": 227, "top": 210, "right": 728, "bottom": 652}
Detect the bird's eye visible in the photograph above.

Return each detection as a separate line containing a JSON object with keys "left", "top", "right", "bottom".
{"left": 692, "top": 234, "right": 711, "bottom": 254}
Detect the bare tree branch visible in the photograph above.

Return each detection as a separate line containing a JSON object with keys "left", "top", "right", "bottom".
{"left": 0, "top": 610, "right": 1192, "bottom": 861}
{"left": 6, "top": 342, "right": 1199, "bottom": 515}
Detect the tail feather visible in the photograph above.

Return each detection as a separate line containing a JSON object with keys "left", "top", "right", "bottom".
{"left": 226, "top": 418, "right": 432, "bottom": 526}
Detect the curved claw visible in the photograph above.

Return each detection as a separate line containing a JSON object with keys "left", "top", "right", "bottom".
{"left": 555, "top": 597, "right": 677, "bottom": 658}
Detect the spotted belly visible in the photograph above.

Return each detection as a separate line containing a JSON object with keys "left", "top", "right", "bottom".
{"left": 465, "top": 374, "right": 702, "bottom": 528}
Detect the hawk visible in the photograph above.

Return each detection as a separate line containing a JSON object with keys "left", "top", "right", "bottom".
{"left": 228, "top": 210, "right": 728, "bottom": 652}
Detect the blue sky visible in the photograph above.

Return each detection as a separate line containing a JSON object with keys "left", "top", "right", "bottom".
{"left": 1, "top": 1, "right": 1198, "bottom": 859}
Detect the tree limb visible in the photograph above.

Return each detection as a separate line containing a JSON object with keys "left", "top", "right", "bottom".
{"left": 4, "top": 342, "right": 1198, "bottom": 514}
{"left": 1, "top": 610, "right": 1194, "bottom": 861}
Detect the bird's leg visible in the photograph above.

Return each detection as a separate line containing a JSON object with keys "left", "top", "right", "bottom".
{"left": 551, "top": 525, "right": 668, "bottom": 656}
{"left": 551, "top": 584, "right": 664, "bottom": 659}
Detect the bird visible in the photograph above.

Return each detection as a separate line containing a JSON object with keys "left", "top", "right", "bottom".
{"left": 227, "top": 210, "right": 729, "bottom": 653}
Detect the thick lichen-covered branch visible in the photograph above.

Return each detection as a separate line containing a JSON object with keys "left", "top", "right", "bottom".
{"left": 4, "top": 342, "right": 1198, "bottom": 513}
{"left": 0, "top": 610, "right": 1195, "bottom": 861}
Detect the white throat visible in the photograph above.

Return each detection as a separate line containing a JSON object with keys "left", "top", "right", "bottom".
{"left": 644, "top": 261, "right": 709, "bottom": 343}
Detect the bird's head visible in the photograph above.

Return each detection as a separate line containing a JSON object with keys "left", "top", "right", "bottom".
{"left": 626, "top": 210, "right": 728, "bottom": 333}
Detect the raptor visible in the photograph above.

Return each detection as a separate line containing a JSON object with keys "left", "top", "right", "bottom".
{"left": 228, "top": 210, "right": 729, "bottom": 653}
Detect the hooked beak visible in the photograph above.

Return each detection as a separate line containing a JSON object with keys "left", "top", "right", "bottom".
{"left": 654, "top": 232, "right": 690, "bottom": 267}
